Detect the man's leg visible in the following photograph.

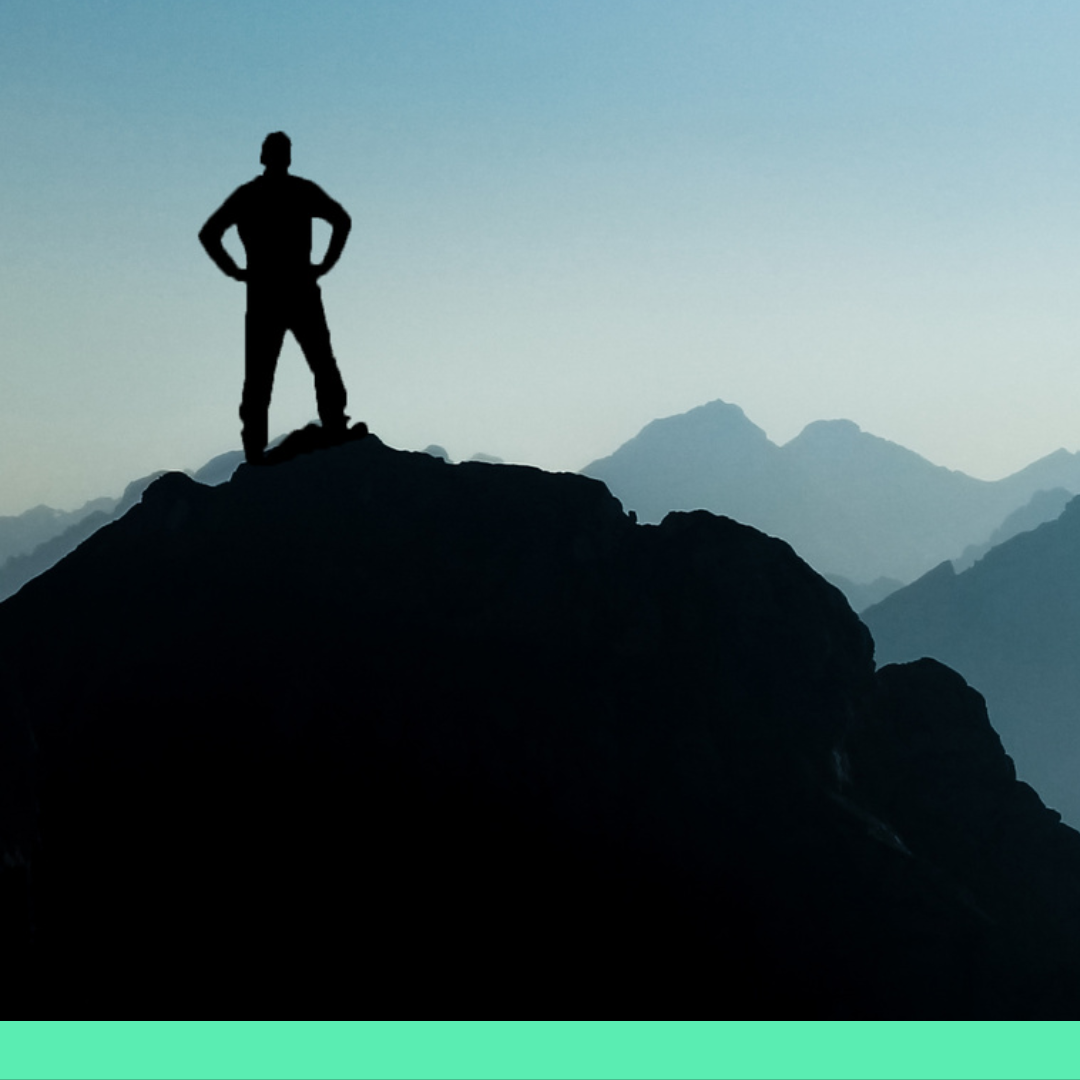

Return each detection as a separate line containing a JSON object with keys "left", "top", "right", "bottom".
{"left": 291, "top": 284, "right": 348, "bottom": 436}
{"left": 241, "top": 297, "right": 288, "bottom": 462}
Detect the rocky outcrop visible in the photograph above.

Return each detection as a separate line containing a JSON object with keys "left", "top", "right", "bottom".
{"left": 849, "top": 660, "right": 1080, "bottom": 1009}
{"left": 2, "top": 435, "right": 1080, "bottom": 1014}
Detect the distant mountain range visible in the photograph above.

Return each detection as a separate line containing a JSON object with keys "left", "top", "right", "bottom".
{"left": 0, "top": 497, "right": 117, "bottom": 566}
{"left": 951, "top": 487, "right": 1074, "bottom": 573}
{"left": 6, "top": 401, "right": 1074, "bottom": 610}
{"left": 4, "top": 432, "right": 1080, "bottom": 1014}
{"left": 865, "top": 498, "right": 1080, "bottom": 827}
{"left": 582, "top": 400, "right": 1080, "bottom": 589}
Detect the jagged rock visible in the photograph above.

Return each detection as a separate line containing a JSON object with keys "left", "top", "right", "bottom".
{"left": 258, "top": 419, "right": 369, "bottom": 466}
{"left": 849, "top": 660, "right": 1080, "bottom": 1014}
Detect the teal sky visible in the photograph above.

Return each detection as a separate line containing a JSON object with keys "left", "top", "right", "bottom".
{"left": 5, "top": 1, "right": 1080, "bottom": 513}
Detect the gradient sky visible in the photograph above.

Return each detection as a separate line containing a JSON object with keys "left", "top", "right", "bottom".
{"left": 5, "top": 1, "right": 1080, "bottom": 514}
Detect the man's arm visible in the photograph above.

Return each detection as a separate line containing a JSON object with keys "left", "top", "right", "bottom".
{"left": 198, "top": 195, "right": 247, "bottom": 282}
{"left": 312, "top": 189, "right": 352, "bottom": 279}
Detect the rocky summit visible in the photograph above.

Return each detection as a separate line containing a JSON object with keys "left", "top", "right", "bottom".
{"left": 2, "top": 434, "right": 1080, "bottom": 1015}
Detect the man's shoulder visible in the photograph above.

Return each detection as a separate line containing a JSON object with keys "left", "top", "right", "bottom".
{"left": 288, "top": 174, "right": 334, "bottom": 200}
{"left": 241, "top": 174, "right": 275, "bottom": 196}
{"left": 219, "top": 176, "right": 262, "bottom": 209}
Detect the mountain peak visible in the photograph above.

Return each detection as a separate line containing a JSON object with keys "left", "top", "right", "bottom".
{"left": 782, "top": 418, "right": 923, "bottom": 463}
{"left": 791, "top": 418, "right": 863, "bottom": 441}
{"left": 579, "top": 400, "right": 780, "bottom": 526}
{"left": 633, "top": 398, "right": 768, "bottom": 443}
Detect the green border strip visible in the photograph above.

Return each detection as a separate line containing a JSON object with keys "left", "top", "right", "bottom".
{"left": 0, "top": 1021, "right": 1076, "bottom": 1079}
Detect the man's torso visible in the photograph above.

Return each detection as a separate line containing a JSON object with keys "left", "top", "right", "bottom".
{"left": 226, "top": 173, "right": 335, "bottom": 283}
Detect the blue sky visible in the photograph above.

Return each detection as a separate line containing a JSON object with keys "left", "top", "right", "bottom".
{"left": 4, "top": 1, "right": 1080, "bottom": 513}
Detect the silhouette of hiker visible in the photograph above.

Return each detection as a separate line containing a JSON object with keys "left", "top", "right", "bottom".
{"left": 199, "top": 132, "right": 352, "bottom": 464}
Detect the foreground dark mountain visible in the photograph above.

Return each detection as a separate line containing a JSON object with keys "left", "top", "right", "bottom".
{"left": 865, "top": 496, "right": 1080, "bottom": 828}
{"left": 582, "top": 400, "right": 1080, "bottom": 586}
{"left": 3, "top": 434, "right": 1080, "bottom": 1015}
{"left": 0, "top": 473, "right": 167, "bottom": 604}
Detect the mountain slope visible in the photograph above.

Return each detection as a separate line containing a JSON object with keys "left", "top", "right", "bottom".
{"left": 2, "top": 434, "right": 1080, "bottom": 1014}
{"left": 865, "top": 499, "right": 1080, "bottom": 827}
{"left": 952, "top": 487, "right": 1073, "bottom": 572}
{"left": 0, "top": 472, "right": 165, "bottom": 603}
{"left": 0, "top": 445, "right": 249, "bottom": 603}
{"left": 581, "top": 400, "right": 801, "bottom": 531}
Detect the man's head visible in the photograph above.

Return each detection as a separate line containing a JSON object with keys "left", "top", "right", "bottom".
{"left": 260, "top": 132, "right": 291, "bottom": 173}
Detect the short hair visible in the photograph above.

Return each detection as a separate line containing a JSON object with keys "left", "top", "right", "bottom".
{"left": 261, "top": 131, "right": 291, "bottom": 167}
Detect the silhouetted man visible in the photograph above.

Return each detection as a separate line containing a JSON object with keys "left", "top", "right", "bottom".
{"left": 200, "top": 132, "right": 352, "bottom": 463}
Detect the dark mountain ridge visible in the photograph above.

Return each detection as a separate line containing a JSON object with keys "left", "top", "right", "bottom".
{"left": 0, "top": 472, "right": 166, "bottom": 604}
{"left": 583, "top": 399, "right": 1080, "bottom": 584}
{"left": 2, "top": 435, "right": 1080, "bottom": 1014}
{"left": 0, "top": 442, "right": 254, "bottom": 603}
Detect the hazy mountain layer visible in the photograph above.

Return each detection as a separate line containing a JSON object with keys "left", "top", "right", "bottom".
{"left": 865, "top": 499, "right": 1080, "bottom": 827}
{"left": 952, "top": 487, "right": 1073, "bottom": 572}
{"left": 582, "top": 399, "right": 1080, "bottom": 584}
{"left": 0, "top": 497, "right": 116, "bottom": 566}
{"left": 2, "top": 435, "right": 1080, "bottom": 1014}
{"left": 822, "top": 573, "right": 906, "bottom": 614}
